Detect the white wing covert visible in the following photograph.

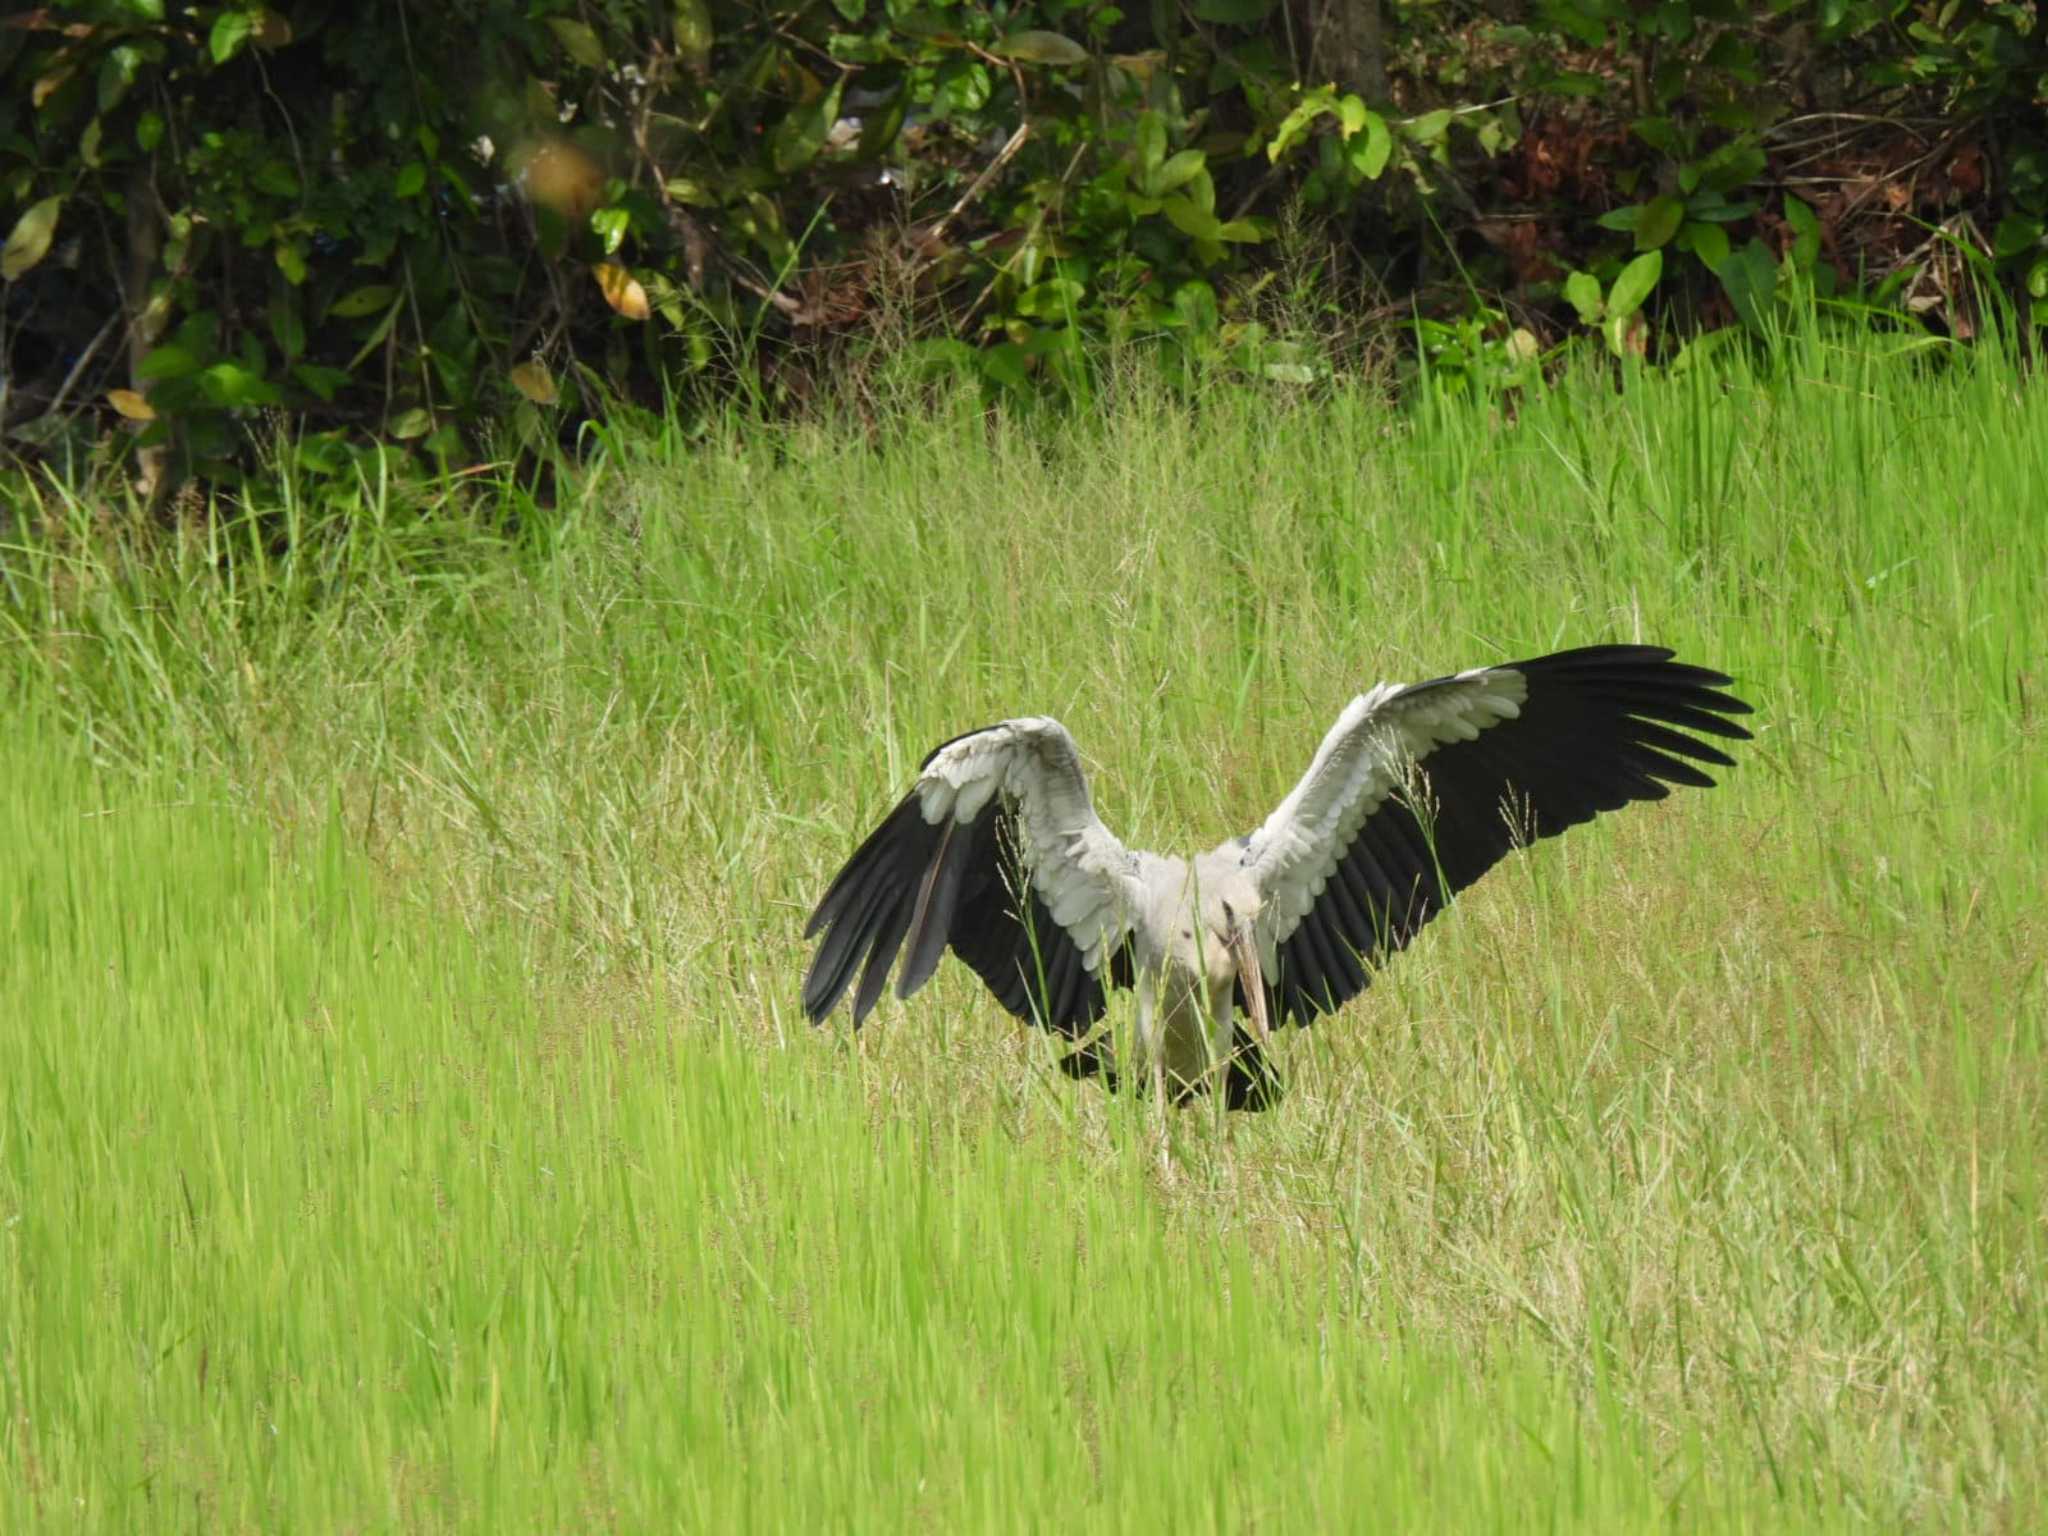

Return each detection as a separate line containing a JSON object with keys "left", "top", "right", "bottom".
{"left": 1235, "top": 646, "right": 1752, "bottom": 1025}
{"left": 802, "top": 719, "right": 1144, "bottom": 1032}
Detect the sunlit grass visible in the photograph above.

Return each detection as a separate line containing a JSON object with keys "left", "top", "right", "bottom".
{"left": 4, "top": 321, "right": 2043, "bottom": 1528}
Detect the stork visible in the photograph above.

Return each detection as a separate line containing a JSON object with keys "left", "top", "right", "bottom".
{"left": 801, "top": 645, "right": 1752, "bottom": 1110}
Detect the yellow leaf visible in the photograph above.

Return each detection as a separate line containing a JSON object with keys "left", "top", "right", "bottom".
{"left": 2, "top": 196, "right": 63, "bottom": 282}
{"left": 593, "top": 262, "right": 650, "bottom": 321}
{"left": 509, "top": 361, "right": 558, "bottom": 404}
{"left": 32, "top": 66, "right": 75, "bottom": 109}
{"left": 106, "top": 388, "right": 156, "bottom": 421}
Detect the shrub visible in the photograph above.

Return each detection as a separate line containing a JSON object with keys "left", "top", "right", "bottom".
{"left": 3, "top": 0, "right": 2043, "bottom": 495}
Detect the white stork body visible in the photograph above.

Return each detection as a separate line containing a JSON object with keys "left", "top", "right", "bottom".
{"left": 802, "top": 646, "right": 1752, "bottom": 1110}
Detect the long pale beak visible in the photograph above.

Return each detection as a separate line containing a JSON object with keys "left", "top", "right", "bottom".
{"left": 1228, "top": 923, "right": 1271, "bottom": 1047}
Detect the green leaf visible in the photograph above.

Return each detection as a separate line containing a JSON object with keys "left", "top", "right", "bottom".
{"left": 1601, "top": 313, "right": 1640, "bottom": 358}
{"left": 388, "top": 407, "right": 433, "bottom": 439}
{"left": 137, "top": 342, "right": 204, "bottom": 380}
{"left": 254, "top": 160, "right": 299, "bottom": 197}
{"left": 1173, "top": 280, "right": 1218, "bottom": 331}
{"left": 1994, "top": 215, "right": 2043, "bottom": 261}
{"left": 394, "top": 162, "right": 427, "bottom": 199}
{"left": 1635, "top": 195, "right": 1684, "bottom": 251}
{"left": 768, "top": 80, "right": 844, "bottom": 175}
{"left": 1597, "top": 205, "right": 1643, "bottom": 233}
{"left": 1680, "top": 221, "right": 1730, "bottom": 270}
{"left": 1563, "top": 270, "right": 1604, "bottom": 325}
{"left": 1351, "top": 112, "right": 1391, "bottom": 179}
{"left": 1161, "top": 195, "right": 1223, "bottom": 241}
{"left": 1607, "top": 249, "right": 1663, "bottom": 321}
{"left": 856, "top": 93, "right": 906, "bottom": 160}
{"left": 1191, "top": 0, "right": 1274, "bottom": 20}
{"left": 931, "top": 58, "right": 990, "bottom": 115}
{"left": 1013, "top": 277, "right": 1085, "bottom": 318}
{"left": 1684, "top": 199, "right": 1756, "bottom": 223}
{"left": 664, "top": 177, "right": 718, "bottom": 207}
{"left": 198, "top": 361, "right": 280, "bottom": 408}
{"left": 1782, "top": 195, "right": 1821, "bottom": 269}
{"left": 329, "top": 284, "right": 396, "bottom": 319}
{"left": 547, "top": 17, "right": 607, "bottom": 70}
{"left": 268, "top": 292, "right": 304, "bottom": 361}
{"left": 1267, "top": 94, "right": 1331, "bottom": 162}
{"left": 2027, "top": 258, "right": 2048, "bottom": 302}
{"left": 137, "top": 111, "right": 164, "bottom": 153}
{"left": 998, "top": 30, "right": 1089, "bottom": 66}
{"left": 1694, "top": 140, "right": 1766, "bottom": 196}
{"left": 275, "top": 242, "right": 307, "bottom": 285}
{"left": 1632, "top": 115, "right": 1681, "bottom": 155}
{"left": 1404, "top": 109, "right": 1453, "bottom": 147}
{"left": 1153, "top": 149, "right": 1206, "bottom": 195}
{"left": 210, "top": 11, "right": 254, "bottom": 65}
{"left": 1215, "top": 219, "right": 1264, "bottom": 243}
{"left": 291, "top": 363, "right": 351, "bottom": 402}
{"left": 901, "top": 338, "right": 976, "bottom": 378}
{"left": 1136, "top": 113, "right": 1167, "bottom": 174}
{"left": 591, "top": 207, "right": 630, "bottom": 256}
{"left": 672, "top": 0, "right": 715, "bottom": 58}
{"left": 2, "top": 196, "right": 63, "bottom": 282}
{"left": 1337, "top": 96, "right": 1369, "bottom": 139}
{"left": 99, "top": 44, "right": 143, "bottom": 114}
{"left": 829, "top": 0, "right": 865, "bottom": 19}
{"left": 978, "top": 342, "right": 1031, "bottom": 396}
{"left": 1717, "top": 238, "right": 1779, "bottom": 330}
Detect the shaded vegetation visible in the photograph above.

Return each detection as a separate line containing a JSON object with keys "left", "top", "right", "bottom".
{"left": 5, "top": 0, "right": 2048, "bottom": 492}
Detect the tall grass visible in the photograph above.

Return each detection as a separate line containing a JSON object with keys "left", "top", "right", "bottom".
{"left": 4, "top": 319, "right": 2043, "bottom": 1528}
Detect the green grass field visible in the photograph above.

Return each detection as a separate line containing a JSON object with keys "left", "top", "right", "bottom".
{"left": 5, "top": 323, "right": 2044, "bottom": 1530}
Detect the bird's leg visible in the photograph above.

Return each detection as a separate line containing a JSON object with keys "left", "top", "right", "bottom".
{"left": 1133, "top": 973, "right": 1169, "bottom": 1145}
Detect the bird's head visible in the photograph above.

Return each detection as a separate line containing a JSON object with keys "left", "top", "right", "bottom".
{"left": 1168, "top": 890, "right": 1271, "bottom": 1046}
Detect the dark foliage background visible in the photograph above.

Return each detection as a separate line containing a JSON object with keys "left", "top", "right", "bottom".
{"left": 4, "top": 0, "right": 2045, "bottom": 493}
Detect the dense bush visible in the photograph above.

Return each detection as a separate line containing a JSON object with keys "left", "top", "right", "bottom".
{"left": 3, "top": 0, "right": 2045, "bottom": 492}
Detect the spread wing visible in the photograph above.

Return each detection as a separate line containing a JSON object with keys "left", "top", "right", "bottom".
{"left": 1236, "top": 645, "right": 1754, "bottom": 1025}
{"left": 802, "top": 719, "right": 1144, "bottom": 1034}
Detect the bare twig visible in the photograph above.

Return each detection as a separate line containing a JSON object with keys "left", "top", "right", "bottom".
{"left": 919, "top": 121, "right": 1033, "bottom": 259}
{"left": 42, "top": 310, "right": 121, "bottom": 422}
{"left": 961, "top": 138, "right": 1089, "bottom": 326}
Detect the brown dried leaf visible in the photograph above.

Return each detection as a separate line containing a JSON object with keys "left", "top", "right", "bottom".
{"left": 107, "top": 388, "right": 155, "bottom": 421}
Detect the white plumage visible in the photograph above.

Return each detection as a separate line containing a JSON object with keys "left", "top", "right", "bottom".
{"left": 802, "top": 646, "right": 1752, "bottom": 1110}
